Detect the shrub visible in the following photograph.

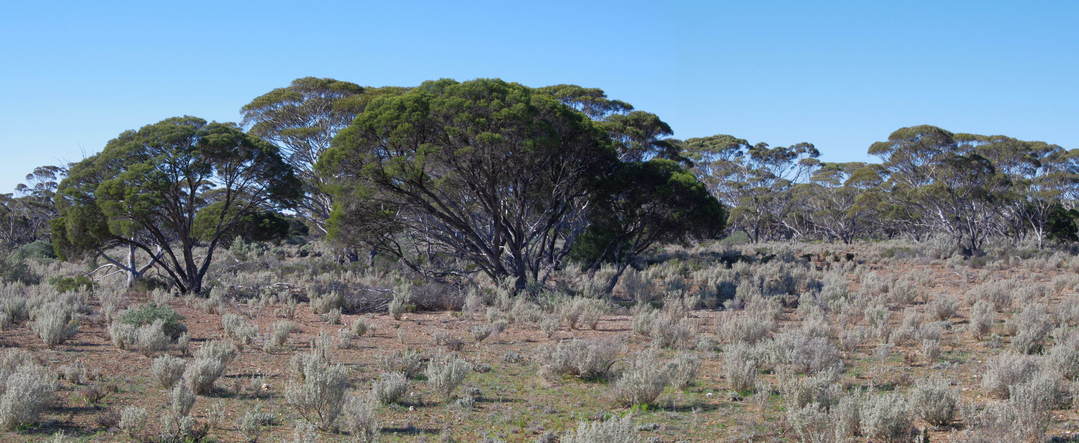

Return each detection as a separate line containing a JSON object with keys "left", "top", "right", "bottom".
{"left": 631, "top": 307, "right": 657, "bottom": 337}
{"left": 832, "top": 391, "right": 865, "bottom": 439}
{"left": 49, "top": 275, "right": 93, "bottom": 294}
{"left": 339, "top": 395, "right": 379, "bottom": 441}
{"left": 666, "top": 353, "right": 700, "bottom": 389}
{"left": 135, "top": 319, "right": 171, "bottom": 354}
{"left": 151, "top": 355, "right": 187, "bottom": 388}
{"left": 1010, "top": 368, "right": 1068, "bottom": 410}
{"left": 30, "top": 302, "right": 79, "bottom": 347}
{"left": 1046, "top": 332, "right": 1079, "bottom": 380}
{"left": 170, "top": 383, "right": 196, "bottom": 417}
{"left": 183, "top": 340, "right": 238, "bottom": 395}
{"left": 425, "top": 353, "right": 470, "bottom": 401}
{"left": 561, "top": 415, "right": 638, "bottom": 443}
{"left": 613, "top": 349, "right": 669, "bottom": 406}
{"left": 982, "top": 352, "right": 1038, "bottom": 398}
{"left": 119, "top": 406, "right": 148, "bottom": 438}
{"left": 0, "top": 360, "right": 57, "bottom": 430}
{"left": 120, "top": 303, "right": 186, "bottom": 339}
{"left": 158, "top": 410, "right": 201, "bottom": 442}
{"left": 927, "top": 296, "right": 958, "bottom": 321}
{"left": 238, "top": 404, "right": 275, "bottom": 441}
{"left": 350, "top": 318, "right": 369, "bottom": 337}
{"left": 969, "top": 300, "right": 994, "bottom": 339}
{"left": 778, "top": 368, "right": 841, "bottom": 410}
{"left": 267, "top": 320, "right": 295, "bottom": 350}
{"left": 221, "top": 313, "right": 257, "bottom": 345}
{"left": 310, "top": 291, "right": 343, "bottom": 315}
{"left": 861, "top": 393, "right": 912, "bottom": 443}
{"left": 650, "top": 311, "right": 694, "bottom": 349}
{"left": 538, "top": 339, "right": 622, "bottom": 380}
{"left": 967, "top": 280, "right": 1015, "bottom": 312}
{"left": 785, "top": 403, "right": 832, "bottom": 443}
{"left": 723, "top": 343, "right": 758, "bottom": 393}
{"left": 910, "top": 376, "right": 958, "bottom": 426}
{"left": 963, "top": 399, "right": 1049, "bottom": 443}
{"left": 371, "top": 372, "right": 408, "bottom": 405}
{"left": 1008, "top": 303, "right": 1053, "bottom": 354}
{"left": 716, "top": 312, "right": 774, "bottom": 345}
{"left": 767, "top": 330, "right": 843, "bottom": 375}
{"left": 379, "top": 349, "right": 426, "bottom": 379}
{"left": 560, "top": 297, "right": 605, "bottom": 330}
{"left": 108, "top": 321, "right": 138, "bottom": 349}
{"left": 285, "top": 351, "right": 349, "bottom": 430}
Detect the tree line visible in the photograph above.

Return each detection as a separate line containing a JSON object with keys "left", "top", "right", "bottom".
{"left": 1, "top": 77, "right": 1076, "bottom": 293}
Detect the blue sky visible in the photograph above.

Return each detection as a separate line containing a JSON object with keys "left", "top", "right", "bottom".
{"left": 2, "top": 0, "right": 1077, "bottom": 193}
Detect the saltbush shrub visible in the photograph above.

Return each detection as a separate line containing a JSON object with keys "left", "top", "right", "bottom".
{"left": 152, "top": 355, "right": 187, "bottom": 389}
{"left": 0, "top": 356, "right": 56, "bottom": 430}
{"left": 183, "top": 340, "right": 238, "bottom": 395}
{"left": 613, "top": 349, "right": 670, "bottom": 406}
{"left": 562, "top": 415, "right": 638, "bottom": 443}
{"left": 425, "top": 353, "right": 470, "bottom": 401}
{"left": 371, "top": 372, "right": 408, "bottom": 405}
{"left": 285, "top": 351, "right": 349, "bottom": 430}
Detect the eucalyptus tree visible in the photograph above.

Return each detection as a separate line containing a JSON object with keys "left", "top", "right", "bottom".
{"left": 793, "top": 162, "right": 882, "bottom": 243}
{"left": 319, "top": 79, "right": 619, "bottom": 289}
{"left": 571, "top": 158, "right": 726, "bottom": 291}
{"left": 241, "top": 77, "right": 407, "bottom": 234}
{"left": 870, "top": 125, "right": 1011, "bottom": 254}
{"left": 539, "top": 84, "right": 683, "bottom": 163}
{"left": 956, "top": 134, "right": 1078, "bottom": 246}
{"left": 1, "top": 165, "right": 64, "bottom": 249}
{"left": 54, "top": 116, "right": 300, "bottom": 292}
{"left": 682, "top": 135, "right": 819, "bottom": 241}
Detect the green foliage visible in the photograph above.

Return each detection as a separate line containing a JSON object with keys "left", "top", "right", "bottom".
{"left": 194, "top": 204, "right": 291, "bottom": 244}
{"left": 319, "top": 78, "right": 618, "bottom": 287}
{"left": 120, "top": 304, "right": 187, "bottom": 340}
{"left": 1046, "top": 204, "right": 1078, "bottom": 243}
{"left": 243, "top": 77, "right": 408, "bottom": 232}
{"left": 0, "top": 257, "right": 38, "bottom": 285}
{"left": 48, "top": 275, "right": 93, "bottom": 293}
{"left": 10, "top": 240, "right": 55, "bottom": 262}
{"left": 54, "top": 116, "right": 301, "bottom": 293}
{"left": 572, "top": 159, "right": 726, "bottom": 266}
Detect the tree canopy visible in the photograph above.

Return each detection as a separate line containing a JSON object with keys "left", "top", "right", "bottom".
{"left": 241, "top": 77, "right": 408, "bottom": 234}
{"left": 54, "top": 116, "right": 300, "bottom": 293}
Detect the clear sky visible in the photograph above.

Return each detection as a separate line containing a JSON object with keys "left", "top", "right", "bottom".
{"left": 2, "top": 0, "right": 1077, "bottom": 193}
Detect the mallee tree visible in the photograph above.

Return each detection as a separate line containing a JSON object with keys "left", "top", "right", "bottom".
{"left": 54, "top": 116, "right": 300, "bottom": 293}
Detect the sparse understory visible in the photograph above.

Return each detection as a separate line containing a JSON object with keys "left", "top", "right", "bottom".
{"left": 1, "top": 239, "right": 1078, "bottom": 442}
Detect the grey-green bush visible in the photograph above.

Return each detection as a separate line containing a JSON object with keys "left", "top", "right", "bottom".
{"left": 285, "top": 351, "right": 349, "bottom": 430}
{"left": 425, "top": 353, "right": 470, "bottom": 401}
{"left": 538, "top": 339, "right": 621, "bottom": 380}
{"left": 861, "top": 393, "right": 912, "bottom": 443}
{"left": 183, "top": 340, "right": 238, "bottom": 395}
{"left": 0, "top": 359, "right": 57, "bottom": 430}
{"left": 613, "top": 349, "right": 670, "bottom": 407}
{"left": 151, "top": 355, "right": 187, "bottom": 388}
{"left": 30, "top": 301, "right": 78, "bottom": 347}
{"left": 338, "top": 395, "right": 379, "bottom": 441}
{"left": 371, "top": 372, "right": 408, "bottom": 405}
{"left": 562, "top": 415, "right": 638, "bottom": 443}
{"left": 910, "top": 376, "right": 958, "bottom": 426}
